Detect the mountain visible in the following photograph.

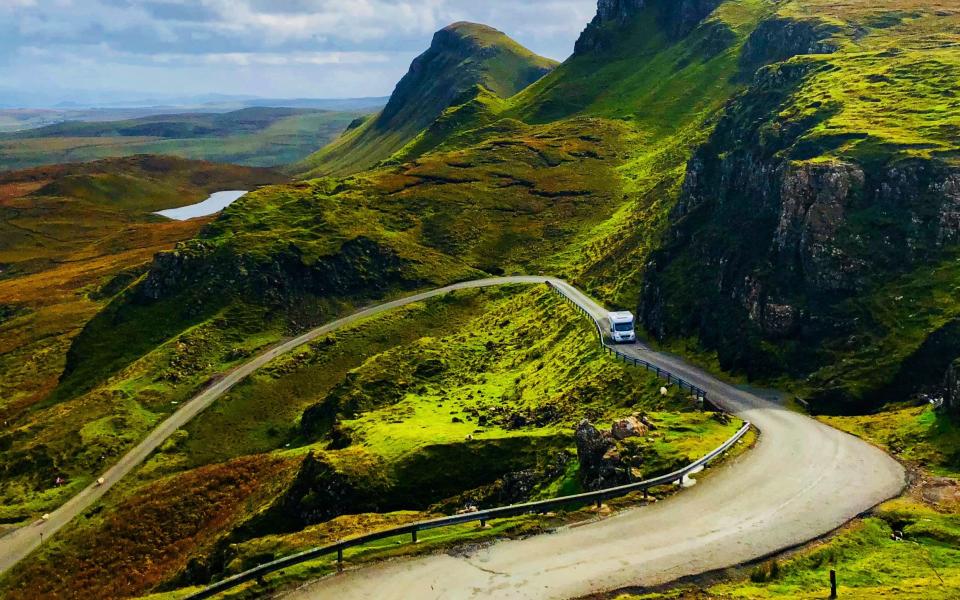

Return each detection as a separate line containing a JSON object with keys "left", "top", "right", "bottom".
{"left": 295, "top": 22, "right": 558, "bottom": 177}
{"left": 4, "top": 2, "right": 960, "bottom": 598}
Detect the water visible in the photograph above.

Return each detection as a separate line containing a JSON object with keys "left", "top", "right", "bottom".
{"left": 155, "top": 190, "right": 248, "bottom": 220}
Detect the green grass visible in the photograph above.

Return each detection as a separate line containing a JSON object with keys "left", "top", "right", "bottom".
{"left": 708, "top": 499, "right": 960, "bottom": 599}
{"left": 0, "top": 286, "right": 743, "bottom": 599}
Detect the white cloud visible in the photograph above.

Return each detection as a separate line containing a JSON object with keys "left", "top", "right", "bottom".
{"left": 152, "top": 50, "right": 393, "bottom": 66}
{"left": 0, "top": 0, "right": 598, "bottom": 103}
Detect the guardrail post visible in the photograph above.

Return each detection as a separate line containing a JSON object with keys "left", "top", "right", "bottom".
{"left": 337, "top": 547, "right": 343, "bottom": 564}
{"left": 829, "top": 570, "right": 838, "bottom": 598}
{"left": 412, "top": 530, "right": 418, "bottom": 544}
{"left": 480, "top": 518, "right": 487, "bottom": 528}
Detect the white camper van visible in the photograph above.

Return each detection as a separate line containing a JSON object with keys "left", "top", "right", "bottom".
{"left": 608, "top": 311, "right": 636, "bottom": 344}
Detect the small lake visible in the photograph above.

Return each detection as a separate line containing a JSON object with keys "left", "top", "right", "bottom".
{"left": 155, "top": 190, "right": 248, "bottom": 220}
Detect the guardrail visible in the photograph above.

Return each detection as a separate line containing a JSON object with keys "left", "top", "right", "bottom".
{"left": 187, "top": 422, "right": 750, "bottom": 599}
{"left": 546, "top": 282, "right": 711, "bottom": 403}
{"left": 186, "top": 281, "right": 742, "bottom": 599}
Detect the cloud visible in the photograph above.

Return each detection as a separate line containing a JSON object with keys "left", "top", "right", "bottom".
{"left": 0, "top": 0, "right": 597, "bottom": 103}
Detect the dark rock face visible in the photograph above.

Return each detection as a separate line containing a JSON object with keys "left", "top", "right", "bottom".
{"left": 575, "top": 0, "right": 721, "bottom": 55}
{"left": 947, "top": 360, "right": 960, "bottom": 416}
{"left": 575, "top": 419, "right": 627, "bottom": 490}
{"left": 597, "top": 0, "right": 646, "bottom": 23}
{"left": 258, "top": 452, "right": 381, "bottom": 533}
{"left": 137, "top": 236, "right": 414, "bottom": 311}
{"left": 741, "top": 17, "right": 839, "bottom": 71}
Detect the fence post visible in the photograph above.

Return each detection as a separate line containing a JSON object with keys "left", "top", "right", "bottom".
{"left": 830, "top": 570, "right": 837, "bottom": 598}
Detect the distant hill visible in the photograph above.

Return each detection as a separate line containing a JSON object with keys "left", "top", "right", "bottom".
{"left": 0, "top": 106, "right": 380, "bottom": 171}
{"left": 295, "top": 22, "right": 558, "bottom": 178}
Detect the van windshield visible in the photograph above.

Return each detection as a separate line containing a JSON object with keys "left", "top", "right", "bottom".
{"left": 614, "top": 322, "right": 634, "bottom": 332}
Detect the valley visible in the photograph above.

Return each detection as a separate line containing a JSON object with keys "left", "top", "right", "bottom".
{"left": 0, "top": 0, "right": 958, "bottom": 598}
{"left": 0, "top": 107, "right": 380, "bottom": 172}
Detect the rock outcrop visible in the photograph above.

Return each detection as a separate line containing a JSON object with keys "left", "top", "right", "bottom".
{"left": 136, "top": 236, "right": 411, "bottom": 308}
{"left": 575, "top": 419, "right": 628, "bottom": 490}
{"left": 740, "top": 17, "right": 839, "bottom": 71}
{"left": 575, "top": 0, "right": 722, "bottom": 55}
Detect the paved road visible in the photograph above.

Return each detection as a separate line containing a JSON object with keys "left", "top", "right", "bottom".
{"left": 0, "top": 276, "right": 549, "bottom": 576}
{"left": 283, "top": 279, "right": 906, "bottom": 600}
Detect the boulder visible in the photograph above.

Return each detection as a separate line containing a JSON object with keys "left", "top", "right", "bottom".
{"left": 575, "top": 419, "right": 627, "bottom": 490}
{"left": 611, "top": 416, "right": 649, "bottom": 440}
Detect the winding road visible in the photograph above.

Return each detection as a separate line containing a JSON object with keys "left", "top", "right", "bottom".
{"left": 0, "top": 277, "right": 905, "bottom": 600}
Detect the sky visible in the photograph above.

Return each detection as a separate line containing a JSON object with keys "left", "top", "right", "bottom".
{"left": 0, "top": 0, "right": 598, "bottom": 106}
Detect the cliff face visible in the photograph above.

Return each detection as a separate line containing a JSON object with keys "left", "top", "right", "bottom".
{"left": 575, "top": 0, "right": 722, "bottom": 54}
{"left": 740, "top": 17, "right": 839, "bottom": 71}
{"left": 639, "top": 4, "right": 960, "bottom": 413}
{"left": 378, "top": 23, "right": 556, "bottom": 131}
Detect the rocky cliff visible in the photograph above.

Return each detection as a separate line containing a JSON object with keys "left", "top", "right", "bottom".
{"left": 640, "top": 4, "right": 960, "bottom": 413}
{"left": 575, "top": 0, "right": 723, "bottom": 54}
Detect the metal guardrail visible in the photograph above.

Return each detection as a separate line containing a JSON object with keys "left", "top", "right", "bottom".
{"left": 188, "top": 422, "right": 750, "bottom": 599}
{"left": 187, "top": 281, "right": 745, "bottom": 600}
{"left": 546, "top": 282, "right": 710, "bottom": 402}
{"left": 547, "top": 282, "right": 708, "bottom": 403}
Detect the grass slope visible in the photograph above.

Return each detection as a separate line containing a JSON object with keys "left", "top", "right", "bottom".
{"left": 0, "top": 157, "right": 284, "bottom": 525}
{"left": 0, "top": 287, "right": 741, "bottom": 599}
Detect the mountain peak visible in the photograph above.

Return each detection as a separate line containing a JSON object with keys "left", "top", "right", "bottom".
{"left": 297, "top": 22, "right": 557, "bottom": 177}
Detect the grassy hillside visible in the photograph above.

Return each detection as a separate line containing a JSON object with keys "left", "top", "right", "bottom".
{"left": 4, "top": 0, "right": 960, "bottom": 597}
{"left": 6, "top": 0, "right": 773, "bottom": 537}
{"left": 295, "top": 22, "right": 558, "bottom": 178}
{"left": 0, "top": 108, "right": 371, "bottom": 171}
{"left": 0, "top": 286, "right": 742, "bottom": 599}
{"left": 0, "top": 157, "right": 283, "bottom": 530}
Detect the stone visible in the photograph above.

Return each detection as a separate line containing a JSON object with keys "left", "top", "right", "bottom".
{"left": 946, "top": 359, "right": 960, "bottom": 416}
{"left": 575, "top": 419, "right": 628, "bottom": 490}
{"left": 611, "top": 416, "right": 649, "bottom": 440}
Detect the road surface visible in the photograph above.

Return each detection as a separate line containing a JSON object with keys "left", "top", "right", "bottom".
{"left": 282, "top": 279, "right": 906, "bottom": 600}
{"left": 0, "top": 277, "right": 905, "bottom": 600}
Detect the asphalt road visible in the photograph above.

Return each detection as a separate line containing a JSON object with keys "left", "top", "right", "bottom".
{"left": 283, "top": 279, "right": 906, "bottom": 600}
{"left": 0, "top": 277, "right": 905, "bottom": 599}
